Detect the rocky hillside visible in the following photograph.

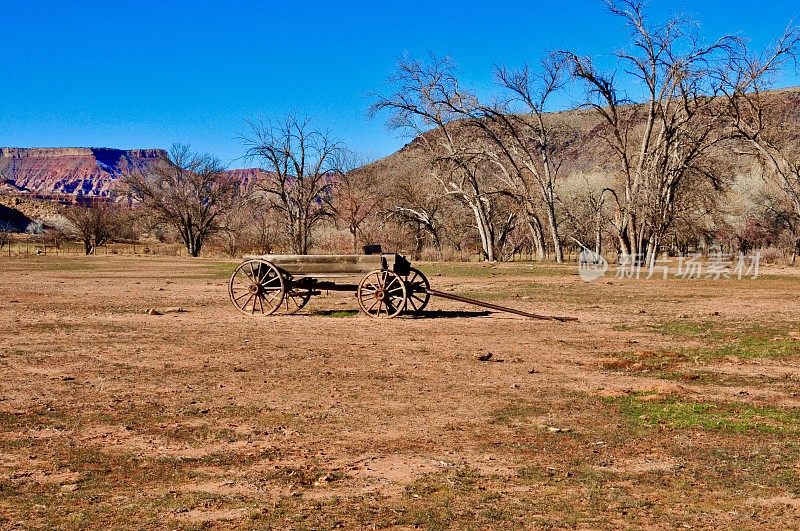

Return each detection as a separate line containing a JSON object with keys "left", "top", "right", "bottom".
{"left": 0, "top": 148, "right": 267, "bottom": 199}
{"left": 360, "top": 87, "right": 800, "bottom": 187}
{"left": 0, "top": 148, "right": 167, "bottom": 198}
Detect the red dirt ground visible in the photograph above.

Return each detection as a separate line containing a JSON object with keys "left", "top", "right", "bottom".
{"left": 1, "top": 256, "right": 799, "bottom": 529}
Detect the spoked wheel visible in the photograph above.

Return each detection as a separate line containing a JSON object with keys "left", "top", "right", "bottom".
{"left": 282, "top": 283, "right": 313, "bottom": 314}
{"left": 357, "top": 269, "right": 407, "bottom": 319}
{"left": 228, "top": 259, "right": 285, "bottom": 316}
{"left": 404, "top": 267, "right": 430, "bottom": 315}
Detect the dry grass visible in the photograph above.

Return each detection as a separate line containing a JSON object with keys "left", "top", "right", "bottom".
{"left": 1, "top": 255, "right": 799, "bottom": 528}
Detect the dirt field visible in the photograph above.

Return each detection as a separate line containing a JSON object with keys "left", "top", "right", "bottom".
{"left": 1, "top": 255, "right": 799, "bottom": 529}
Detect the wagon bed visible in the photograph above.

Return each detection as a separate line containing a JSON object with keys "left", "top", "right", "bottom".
{"left": 241, "top": 253, "right": 411, "bottom": 277}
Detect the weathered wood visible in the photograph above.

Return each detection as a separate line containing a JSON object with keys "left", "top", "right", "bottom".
{"left": 242, "top": 254, "right": 410, "bottom": 276}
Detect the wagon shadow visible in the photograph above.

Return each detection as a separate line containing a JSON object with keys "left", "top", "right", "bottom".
{"left": 407, "top": 310, "right": 492, "bottom": 319}
{"left": 306, "top": 309, "right": 492, "bottom": 319}
{"left": 309, "top": 309, "right": 360, "bottom": 318}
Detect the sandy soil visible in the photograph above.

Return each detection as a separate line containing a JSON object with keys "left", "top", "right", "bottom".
{"left": 0, "top": 255, "right": 798, "bottom": 529}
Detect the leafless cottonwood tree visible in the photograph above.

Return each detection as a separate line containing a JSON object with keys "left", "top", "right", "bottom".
{"left": 372, "top": 56, "right": 509, "bottom": 261}
{"left": 757, "top": 190, "right": 800, "bottom": 264}
{"left": 562, "top": 175, "right": 614, "bottom": 255}
{"left": 462, "top": 54, "right": 572, "bottom": 262}
{"left": 387, "top": 171, "right": 445, "bottom": 259}
{"left": 562, "top": 0, "right": 742, "bottom": 265}
{"left": 723, "top": 26, "right": 800, "bottom": 260}
{"left": 216, "top": 193, "right": 262, "bottom": 258}
{"left": 61, "top": 201, "right": 122, "bottom": 255}
{"left": 242, "top": 115, "right": 347, "bottom": 255}
{"left": 124, "top": 144, "right": 237, "bottom": 257}
{"left": 331, "top": 155, "right": 384, "bottom": 253}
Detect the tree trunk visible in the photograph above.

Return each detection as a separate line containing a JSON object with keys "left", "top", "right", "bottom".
{"left": 413, "top": 225, "right": 424, "bottom": 261}
{"left": 525, "top": 213, "right": 545, "bottom": 261}
{"left": 545, "top": 202, "right": 563, "bottom": 263}
{"left": 350, "top": 226, "right": 358, "bottom": 254}
{"left": 471, "top": 203, "right": 494, "bottom": 262}
{"left": 645, "top": 235, "right": 660, "bottom": 269}
{"left": 187, "top": 239, "right": 196, "bottom": 257}
{"left": 594, "top": 210, "right": 603, "bottom": 255}
{"left": 429, "top": 228, "right": 442, "bottom": 260}
{"left": 617, "top": 215, "right": 634, "bottom": 258}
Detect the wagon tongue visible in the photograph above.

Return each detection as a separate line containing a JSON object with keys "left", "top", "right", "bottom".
{"left": 425, "top": 288, "right": 578, "bottom": 322}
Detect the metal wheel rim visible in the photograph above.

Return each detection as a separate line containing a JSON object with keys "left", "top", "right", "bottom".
{"left": 357, "top": 269, "right": 407, "bottom": 318}
{"left": 404, "top": 267, "right": 430, "bottom": 314}
{"left": 228, "top": 259, "right": 285, "bottom": 316}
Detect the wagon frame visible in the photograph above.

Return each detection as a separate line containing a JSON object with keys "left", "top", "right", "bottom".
{"left": 228, "top": 253, "right": 430, "bottom": 319}
{"left": 228, "top": 253, "right": 576, "bottom": 321}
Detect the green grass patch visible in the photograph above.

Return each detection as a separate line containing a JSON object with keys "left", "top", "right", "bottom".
{"left": 311, "top": 309, "right": 359, "bottom": 318}
{"left": 609, "top": 394, "right": 800, "bottom": 434}
{"left": 202, "top": 261, "right": 238, "bottom": 280}
{"left": 700, "top": 334, "right": 800, "bottom": 360}
{"left": 607, "top": 322, "right": 800, "bottom": 375}
{"left": 647, "top": 321, "right": 720, "bottom": 338}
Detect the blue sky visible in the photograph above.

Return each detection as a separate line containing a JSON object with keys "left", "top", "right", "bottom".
{"left": 2, "top": 0, "right": 799, "bottom": 168}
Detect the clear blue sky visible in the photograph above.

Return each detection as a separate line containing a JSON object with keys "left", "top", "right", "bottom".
{"left": 2, "top": 0, "right": 798, "bottom": 168}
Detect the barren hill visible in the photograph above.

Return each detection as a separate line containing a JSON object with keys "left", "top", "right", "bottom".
{"left": 0, "top": 148, "right": 166, "bottom": 198}
{"left": 0, "top": 148, "right": 266, "bottom": 200}
{"left": 362, "top": 87, "right": 800, "bottom": 184}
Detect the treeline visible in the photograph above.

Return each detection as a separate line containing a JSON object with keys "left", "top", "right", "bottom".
{"left": 365, "top": 2, "right": 800, "bottom": 266}
{"left": 10, "top": 1, "right": 800, "bottom": 264}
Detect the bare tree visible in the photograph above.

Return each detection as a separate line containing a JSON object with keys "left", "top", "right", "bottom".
{"left": 460, "top": 54, "right": 572, "bottom": 262}
{"left": 124, "top": 144, "right": 236, "bottom": 257}
{"left": 242, "top": 115, "right": 346, "bottom": 255}
{"left": 563, "top": 0, "right": 740, "bottom": 266}
{"left": 250, "top": 207, "right": 285, "bottom": 254}
{"left": 216, "top": 195, "right": 259, "bottom": 258}
{"left": 61, "top": 201, "right": 122, "bottom": 255}
{"left": 372, "top": 56, "right": 510, "bottom": 261}
{"left": 562, "top": 175, "right": 615, "bottom": 256}
{"left": 331, "top": 155, "right": 384, "bottom": 253}
{"left": 723, "top": 25, "right": 800, "bottom": 261}
{"left": 760, "top": 194, "right": 800, "bottom": 264}
{"left": 387, "top": 171, "right": 445, "bottom": 259}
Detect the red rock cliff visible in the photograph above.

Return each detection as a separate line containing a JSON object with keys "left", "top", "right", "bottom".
{"left": 0, "top": 147, "right": 167, "bottom": 198}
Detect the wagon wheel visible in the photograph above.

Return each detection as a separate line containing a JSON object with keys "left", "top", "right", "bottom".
{"left": 404, "top": 267, "right": 430, "bottom": 315}
{"left": 357, "top": 269, "right": 407, "bottom": 319}
{"left": 228, "top": 259, "right": 285, "bottom": 316}
{"left": 282, "top": 284, "right": 313, "bottom": 314}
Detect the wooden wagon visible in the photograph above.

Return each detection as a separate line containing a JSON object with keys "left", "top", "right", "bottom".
{"left": 228, "top": 252, "right": 577, "bottom": 321}
{"left": 228, "top": 253, "right": 430, "bottom": 318}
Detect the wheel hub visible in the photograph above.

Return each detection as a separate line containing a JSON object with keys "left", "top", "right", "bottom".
{"left": 249, "top": 283, "right": 261, "bottom": 295}
{"left": 374, "top": 288, "right": 386, "bottom": 300}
